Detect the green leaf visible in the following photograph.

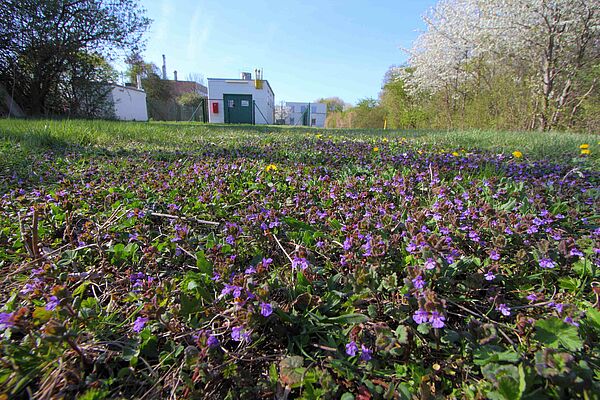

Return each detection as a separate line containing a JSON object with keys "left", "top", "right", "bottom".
{"left": 535, "top": 318, "right": 583, "bottom": 351}
{"left": 584, "top": 308, "right": 600, "bottom": 331}
{"left": 395, "top": 325, "right": 409, "bottom": 344}
{"left": 474, "top": 346, "right": 521, "bottom": 365}
{"left": 73, "top": 281, "right": 91, "bottom": 297}
{"left": 195, "top": 250, "right": 213, "bottom": 275}
{"left": 340, "top": 393, "right": 355, "bottom": 400}
{"left": 324, "top": 313, "right": 368, "bottom": 325}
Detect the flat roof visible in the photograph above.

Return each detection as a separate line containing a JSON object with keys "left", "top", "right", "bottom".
{"left": 207, "top": 78, "right": 274, "bottom": 96}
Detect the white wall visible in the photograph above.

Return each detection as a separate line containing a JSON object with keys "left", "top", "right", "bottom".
{"left": 208, "top": 79, "right": 274, "bottom": 124}
{"left": 111, "top": 85, "right": 148, "bottom": 121}
{"left": 285, "top": 102, "right": 327, "bottom": 127}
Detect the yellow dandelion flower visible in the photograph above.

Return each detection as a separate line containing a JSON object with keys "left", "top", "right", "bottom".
{"left": 452, "top": 151, "right": 460, "bottom": 157}
{"left": 512, "top": 151, "right": 523, "bottom": 158}
{"left": 581, "top": 149, "right": 591, "bottom": 155}
{"left": 382, "top": 137, "right": 389, "bottom": 143}
{"left": 316, "top": 134, "right": 323, "bottom": 139}
{"left": 265, "top": 164, "right": 277, "bottom": 172}
{"left": 373, "top": 147, "right": 379, "bottom": 152}
{"left": 580, "top": 144, "right": 589, "bottom": 149}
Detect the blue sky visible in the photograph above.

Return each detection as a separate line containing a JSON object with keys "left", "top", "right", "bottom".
{"left": 127, "top": 0, "right": 437, "bottom": 105}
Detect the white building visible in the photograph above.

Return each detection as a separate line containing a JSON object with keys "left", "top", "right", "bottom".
{"left": 110, "top": 84, "right": 148, "bottom": 121}
{"left": 282, "top": 102, "right": 326, "bottom": 127}
{"left": 207, "top": 70, "right": 274, "bottom": 124}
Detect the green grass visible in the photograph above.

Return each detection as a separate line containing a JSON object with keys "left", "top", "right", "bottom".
{"left": 0, "top": 118, "right": 597, "bottom": 158}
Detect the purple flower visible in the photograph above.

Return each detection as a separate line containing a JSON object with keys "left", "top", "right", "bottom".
{"left": 0, "top": 312, "right": 15, "bottom": 330}
{"left": 526, "top": 293, "right": 538, "bottom": 302}
{"left": 360, "top": 344, "right": 373, "bottom": 361}
{"left": 345, "top": 341, "right": 358, "bottom": 356}
{"left": 291, "top": 257, "right": 309, "bottom": 271}
{"left": 489, "top": 250, "right": 500, "bottom": 261}
{"left": 424, "top": 258, "right": 436, "bottom": 270}
{"left": 497, "top": 303, "right": 511, "bottom": 316}
{"left": 231, "top": 326, "right": 244, "bottom": 341}
{"left": 262, "top": 258, "right": 273, "bottom": 267}
{"left": 553, "top": 303, "right": 564, "bottom": 314}
{"left": 231, "top": 326, "right": 251, "bottom": 342}
{"left": 260, "top": 302, "right": 273, "bottom": 317}
{"left": 429, "top": 311, "right": 446, "bottom": 328}
{"left": 245, "top": 265, "right": 257, "bottom": 275}
{"left": 45, "top": 296, "right": 60, "bottom": 311}
{"left": 569, "top": 248, "right": 584, "bottom": 257}
{"left": 412, "top": 275, "right": 425, "bottom": 290}
{"left": 412, "top": 309, "right": 429, "bottom": 325}
{"left": 133, "top": 317, "right": 149, "bottom": 333}
{"left": 225, "top": 235, "right": 235, "bottom": 245}
{"left": 343, "top": 237, "right": 353, "bottom": 251}
{"left": 484, "top": 271, "right": 495, "bottom": 281}
{"left": 563, "top": 317, "right": 579, "bottom": 327}
{"left": 406, "top": 242, "right": 417, "bottom": 253}
{"left": 207, "top": 334, "right": 220, "bottom": 348}
{"left": 539, "top": 258, "right": 556, "bottom": 269}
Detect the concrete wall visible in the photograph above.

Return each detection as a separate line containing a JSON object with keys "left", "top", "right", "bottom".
{"left": 208, "top": 79, "right": 274, "bottom": 124}
{"left": 111, "top": 85, "right": 148, "bottom": 121}
{"left": 285, "top": 102, "right": 327, "bottom": 127}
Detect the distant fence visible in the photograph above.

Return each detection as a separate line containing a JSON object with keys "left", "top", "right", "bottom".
{"left": 147, "top": 98, "right": 208, "bottom": 122}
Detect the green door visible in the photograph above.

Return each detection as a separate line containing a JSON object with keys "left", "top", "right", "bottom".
{"left": 224, "top": 94, "right": 253, "bottom": 124}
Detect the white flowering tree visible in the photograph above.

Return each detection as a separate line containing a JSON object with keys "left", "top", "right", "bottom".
{"left": 406, "top": 0, "right": 600, "bottom": 130}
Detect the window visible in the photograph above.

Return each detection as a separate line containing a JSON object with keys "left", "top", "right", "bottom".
{"left": 300, "top": 105, "right": 306, "bottom": 113}
{"left": 228, "top": 100, "right": 235, "bottom": 108}
{"left": 241, "top": 100, "right": 249, "bottom": 107}
{"left": 311, "top": 106, "right": 317, "bottom": 113}
{"left": 311, "top": 118, "right": 316, "bottom": 125}
{"left": 290, "top": 117, "right": 295, "bottom": 124}
{"left": 289, "top": 105, "right": 294, "bottom": 112}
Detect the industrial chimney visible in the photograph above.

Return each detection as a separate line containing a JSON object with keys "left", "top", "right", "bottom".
{"left": 162, "top": 55, "right": 167, "bottom": 80}
{"left": 174, "top": 70, "right": 178, "bottom": 81}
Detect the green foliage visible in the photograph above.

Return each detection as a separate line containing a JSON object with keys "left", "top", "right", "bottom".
{"left": 0, "top": 0, "right": 150, "bottom": 115}
{"left": 535, "top": 318, "right": 584, "bottom": 351}
{"left": 0, "top": 120, "right": 598, "bottom": 399}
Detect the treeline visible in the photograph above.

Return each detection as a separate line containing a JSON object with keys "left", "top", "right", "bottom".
{"left": 0, "top": 0, "right": 149, "bottom": 117}
{"left": 328, "top": 0, "right": 599, "bottom": 132}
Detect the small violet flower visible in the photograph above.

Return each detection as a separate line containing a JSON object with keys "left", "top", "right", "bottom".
{"left": 497, "top": 303, "right": 511, "bottom": 316}
{"left": 412, "top": 275, "right": 426, "bottom": 290}
{"left": 0, "top": 312, "right": 15, "bottom": 330}
{"left": 345, "top": 341, "right": 358, "bottom": 357}
{"left": 484, "top": 271, "right": 495, "bottom": 281}
{"left": 45, "top": 296, "right": 60, "bottom": 311}
{"left": 133, "top": 317, "right": 149, "bottom": 333}
{"left": 207, "top": 334, "right": 220, "bottom": 348}
{"left": 539, "top": 258, "right": 556, "bottom": 269}
{"left": 563, "top": 317, "right": 579, "bottom": 327}
{"left": 260, "top": 302, "right": 273, "bottom": 317}
{"left": 413, "top": 309, "right": 429, "bottom": 325}
{"left": 569, "top": 248, "right": 584, "bottom": 257}
{"left": 424, "top": 258, "right": 436, "bottom": 270}
{"left": 429, "top": 311, "right": 446, "bottom": 328}
{"left": 360, "top": 344, "right": 373, "bottom": 361}
{"left": 291, "top": 257, "right": 309, "bottom": 271}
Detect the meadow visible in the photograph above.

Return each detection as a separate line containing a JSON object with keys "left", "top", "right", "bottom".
{"left": 0, "top": 119, "right": 599, "bottom": 399}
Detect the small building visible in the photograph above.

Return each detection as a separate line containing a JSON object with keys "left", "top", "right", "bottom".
{"left": 111, "top": 84, "right": 148, "bottom": 121}
{"left": 166, "top": 74, "right": 208, "bottom": 98}
{"left": 208, "top": 70, "right": 274, "bottom": 124}
{"left": 281, "top": 102, "right": 326, "bottom": 127}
